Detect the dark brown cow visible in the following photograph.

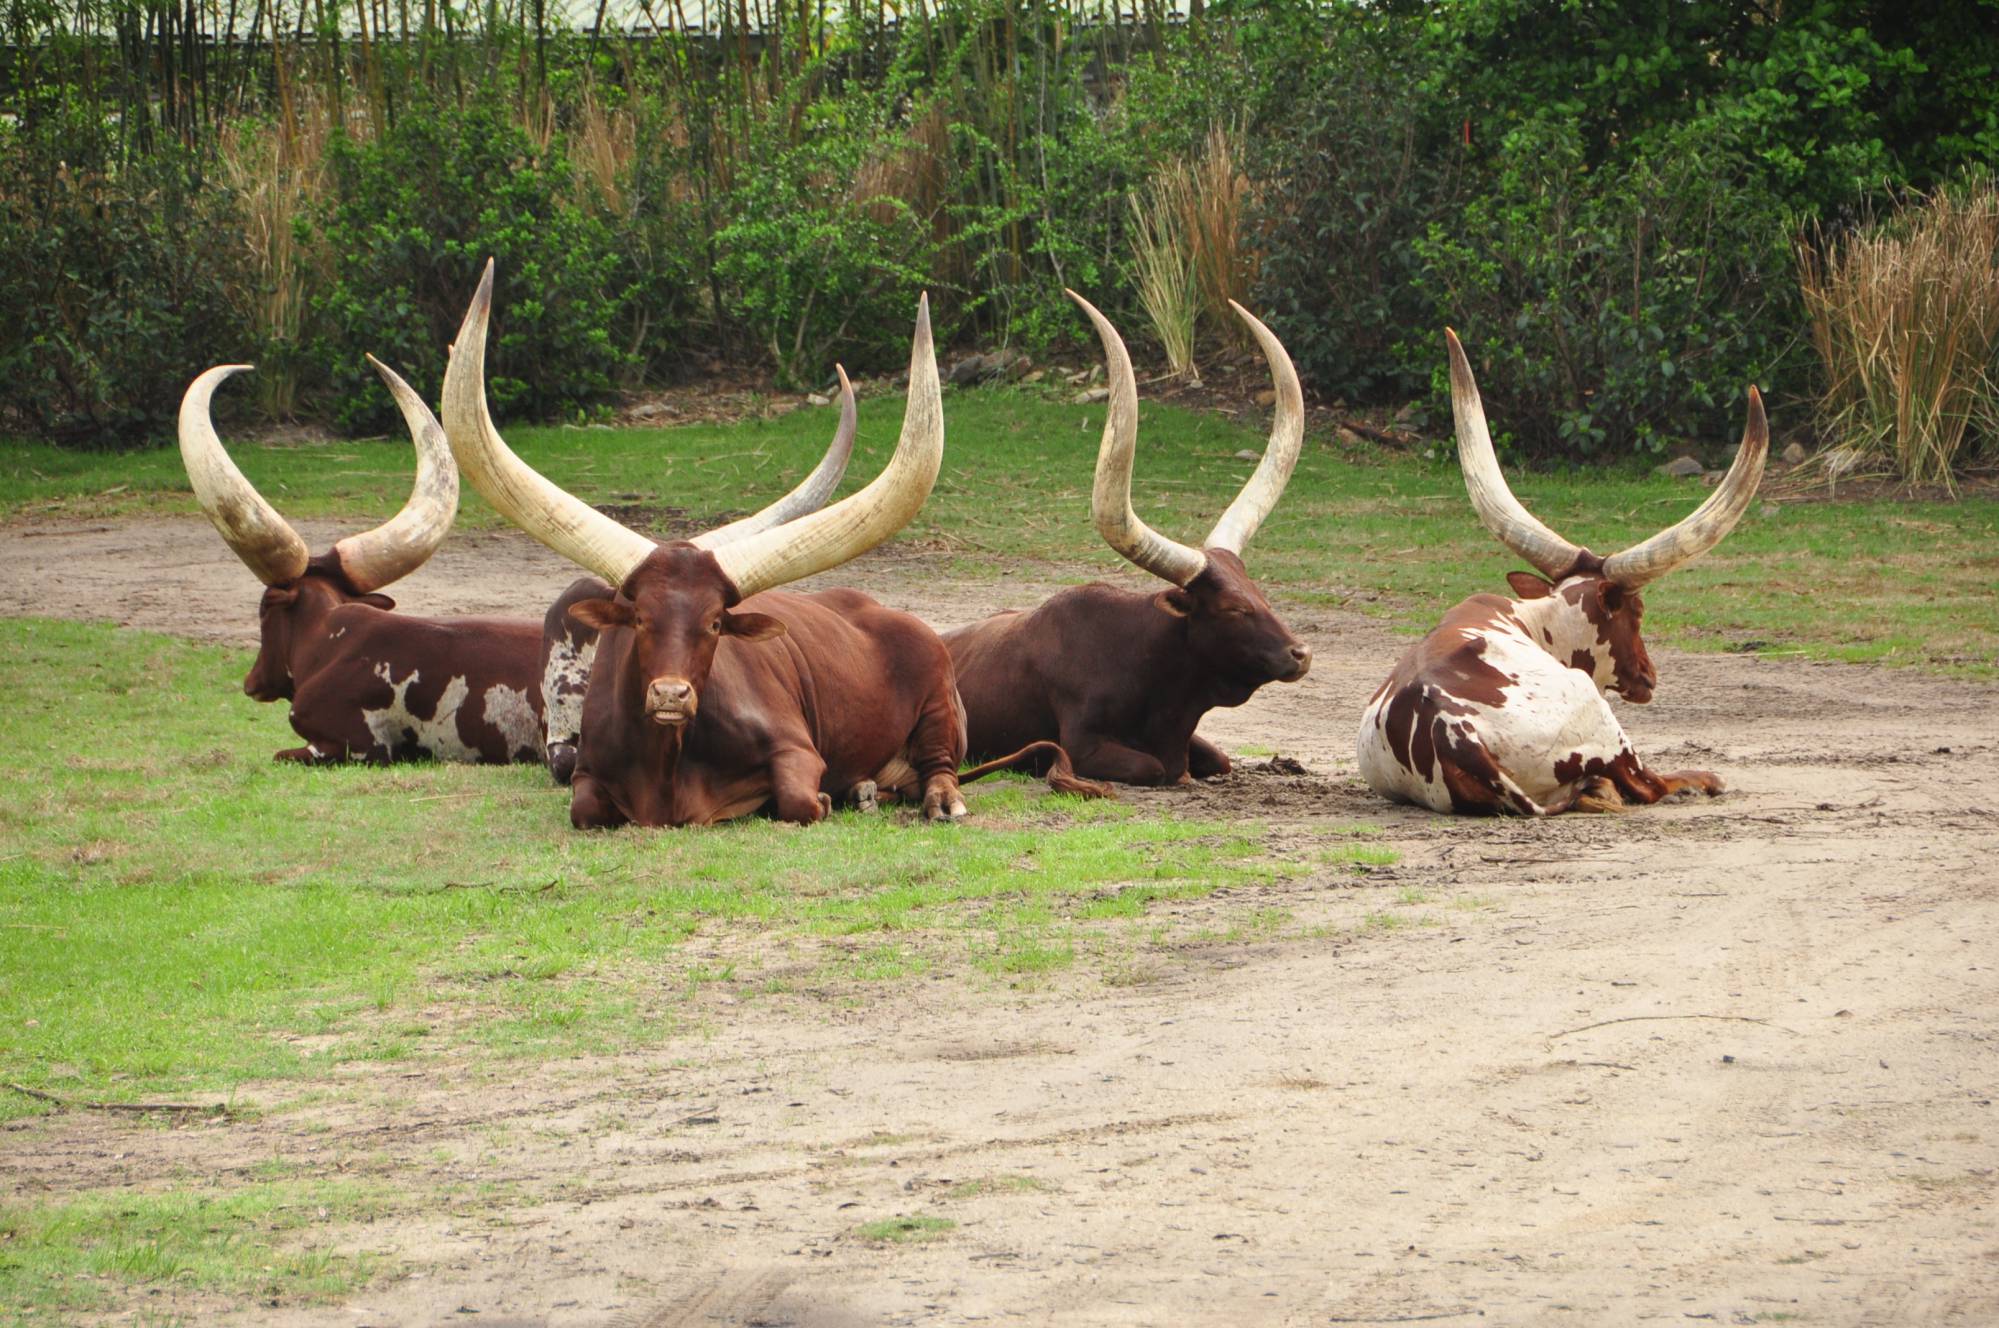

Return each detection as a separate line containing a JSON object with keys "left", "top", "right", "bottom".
{"left": 1356, "top": 329, "right": 1768, "bottom": 815}
{"left": 181, "top": 358, "right": 545, "bottom": 764}
{"left": 944, "top": 293, "right": 1311, "bottom": 786}
{"left": 443, "top": 262, "right": 1100, "bottom": 827}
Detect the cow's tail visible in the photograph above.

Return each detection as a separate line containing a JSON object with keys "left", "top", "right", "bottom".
{"left": 960, "top": 742, "right": 1114, "bottom": 801}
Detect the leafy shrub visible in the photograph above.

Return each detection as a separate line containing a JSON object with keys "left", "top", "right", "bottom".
{"left": 313, "top": 101, "right": 627, "bottom": 432}
{"left": 0, "top": 138, "right": 246, "bottom": 446}
{"left": 1409, "top": 117, "right": 1796, "bottom": 458}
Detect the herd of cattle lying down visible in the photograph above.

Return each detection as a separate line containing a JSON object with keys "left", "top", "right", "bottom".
{"left": 177, "top": 260, "right": 1770, "bottom": 825}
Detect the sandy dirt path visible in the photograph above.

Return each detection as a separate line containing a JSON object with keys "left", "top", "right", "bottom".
{"left": 3, "top": 516, "right": 1996, "bottom": 1326}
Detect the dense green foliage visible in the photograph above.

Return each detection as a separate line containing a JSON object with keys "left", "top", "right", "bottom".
{"left": 3, "top": 0, "right": 1996, "bottom": 458}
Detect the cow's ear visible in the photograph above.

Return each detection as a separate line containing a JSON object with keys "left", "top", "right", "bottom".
{"left": 568, "top": 598, "right": 634, "bottom": 631}
{"left": 1506, "top": 571, "right": 1555, "bottom": 599}
{"left": 263, "top": 586, "right": 301, "bottom": 609}
{"left": 355, "top": 592, "right": 396, "bottom": 611}
{"left": 1598, "top": 582, "right": 1628, "bottom": 613}
{"left": 1153, "top": 587, "right": 1195, "bottom": 618}
{"left": 722, "top": 610, "right": 787, "bottom": 642}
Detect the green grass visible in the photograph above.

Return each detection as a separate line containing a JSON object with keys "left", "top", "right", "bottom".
{"left": 853, "top": 1214, "right": 955, "bottom": 1244}
{"left": 5, "top": 387, "right": 1994, "bottom": 672}
{"left": 0, "top": 1180, "right": 391, "bottom": 1321}
{"left": 0, "top": 618, "right": 1269, "bottom": 1117}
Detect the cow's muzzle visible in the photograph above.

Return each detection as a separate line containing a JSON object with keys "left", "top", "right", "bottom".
{"left": 645, "top": 676, "right": 698, "bottom": 726}
{"left": 1278, "top": 641, "right": 1312, "bottom": 682}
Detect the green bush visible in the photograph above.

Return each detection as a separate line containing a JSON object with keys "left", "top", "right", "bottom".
{"left": 313, "top": 102, "right": 627, "bottom": 432}
{"left": 1408, "top": 117, "right": 1796, "bottom": 458}
{"left": 0, "top": 137, "right": 246, "bottom": 447}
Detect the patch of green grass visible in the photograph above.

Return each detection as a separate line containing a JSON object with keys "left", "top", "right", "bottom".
{"left": 1394, "top": 887, "right": 1431, "bottom": 905}
{"left": 945, "top": 1174, "right": 1055, "bottom": 1200}
{"left": 7, "top": 389, "right": 1993, "bottom": 672}
{"left": 1322, "top": 844, "right": 1402, "bottom": 868}
{"left": 853, "top": 1214, "right": 956, "bottom": 1244}
{"left": 0, "top": 1180, "right": 390, "bottom": 1321}
{"left": 0, "top": 618, "right": 1269, "bottom": 1116}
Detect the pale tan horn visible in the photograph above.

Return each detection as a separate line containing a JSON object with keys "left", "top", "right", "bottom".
{"left": 1205, "top": 301, "right": 1303, "bottom": 556}
{"left": 1069, "top": 290, "right": 1207, "bottom": 587}
{"left": 709, "top": 296, "right": 943, "bottom": 599}
{"left": 1602, "top": 387, "right": 1768, "bottom": 588}
{"left": 1446, "top": 328, "right": 1584, "bottom": 580}
{"left": 179, "top": 364, "right": 310, "bottom": 586}
{"left": 692, "top": 365, "right": 858, "bottom": 550}
{"left": 441, "top": 260, "right": 657, "bottom": 588}
{"left": 327, "top": 355, "right": 460, "bottom": 593}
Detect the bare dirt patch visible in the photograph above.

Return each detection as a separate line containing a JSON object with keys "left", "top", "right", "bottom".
{"left": 3, "top": 516, "right": 1997, "bottom": 1326}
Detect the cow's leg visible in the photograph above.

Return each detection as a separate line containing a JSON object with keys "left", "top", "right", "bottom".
{"left": 1606, "top": 752, "right": 1723, "bottom": 804}
{"left": 767, "top": 749, "right": 832, "bottom": 825}
{"left": 1059, "top": 721, "right": 1170, "bottom": 786}
{"left": 1187, "top": 733, "right": 1232, "bottom": 779}
{"left": 275, "top": 740, "right": 347, "bottom": 764}
{"left": 570, "top": 773, "right": 628, "bottom": 830}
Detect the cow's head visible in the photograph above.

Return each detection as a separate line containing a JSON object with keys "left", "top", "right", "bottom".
{"left": 180, "top": 356, "right": 455, "bottom": 700}
{"left": 1069, "top": 292, "right": 1312, "bottom": 692}
{"left": 565, "top": 545, "right": 786, "bottom": 727}
{"left": 1444, "top": 328, "right": 1768, "bottom": 705}
{"left": 442, "top": 259, "right": 938, "bottom": 735}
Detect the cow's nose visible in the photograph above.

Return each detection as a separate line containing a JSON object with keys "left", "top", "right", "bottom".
{"left": 645, "top": 678, "right": 696, "bottom": 720}
{"left": 1287, "top": 642, "right": 1312, "bottom": 678}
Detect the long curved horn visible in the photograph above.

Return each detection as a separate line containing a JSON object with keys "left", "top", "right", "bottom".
{"left": 1602, "top": 387, "right": 1768, "bottom": 588}
{"left": 327, "top": 355, "right": 460, "bottom": 593}
{"left": 179, "top": 365, "right": 310, "bottom": 586}
{"left": 1070, "top": 290, "right": 1207, "bottom": 587}
{"left": 1446, "top": 328, "right": 1584, "bottom": 580}
{"left": 1205, "top": 301, "right": 1303, "bottom": 556}
{"left": 709, "top": 296, "right": 943, "bottom": 599}
{"left": 441, "top": 260, "right": 657, "bottom": 588}
{"left": 692, "top": 365, "right": 858, "bottom": 550}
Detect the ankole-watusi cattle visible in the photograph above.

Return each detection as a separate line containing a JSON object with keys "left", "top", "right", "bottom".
{"left": 1356, "top": 330, "right": 1768, "bottom": 815}
{"left": 444, "top": 262, "right": 1103, "bottom": 828}
{"left": 537, "top": 369, "right": 859, "bottom": 786}
{"left": 943, "top": 293, "right": 1311, "bottom": 786}
{"left": 181, "top": 357, "right": 545, "bottom": 764}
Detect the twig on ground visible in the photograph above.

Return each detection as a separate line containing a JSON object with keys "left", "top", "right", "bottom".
{"left": 1547, "top": 1014, "right": 1799, "bottom": 1040}
{"left": 5, "top": 1082, "right": 234, "bottom": 1117}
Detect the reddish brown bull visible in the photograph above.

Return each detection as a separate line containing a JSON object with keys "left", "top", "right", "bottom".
{"left": 181, "top": 358, "right": 546, "bottom": 764}
{"left": 944, "top": 294, "right": 1311, "bottom": 786}
{"left": 1356, "top": 330, "right": 1768, "bottom": 815}
{"left": 444, "top": 262, "right": 1099, "bottom": 827}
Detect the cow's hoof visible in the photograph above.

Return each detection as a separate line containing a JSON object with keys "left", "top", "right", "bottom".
{"left": 815, "top": 791, "right": 835, "bottom": 821}
{"left": 923, "top": 797, "right": 968, "bottom": 824}
{"left": 848, "top": 780, "right": 879, "bottom": 813}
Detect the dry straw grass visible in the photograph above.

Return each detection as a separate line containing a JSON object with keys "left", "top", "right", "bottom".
{"left": 214, "top": 97, "right": 335, "bottom": 418}
{"left": 1128, "top": 125, "right": 1261, "bottom": 378}
{"left": 1799, "top": 179, "right": 1999, "bottom": 490}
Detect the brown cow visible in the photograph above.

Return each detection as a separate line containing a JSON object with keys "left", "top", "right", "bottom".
{"left": 943, "top": 293, "right": 1312, "bottom": 786}
{"left": 182, "top": 358, "right": 545, "bottom": 764}
{"left": 1356, "top": 329, "right": 1768, "bottom": 815}
{"left": 442, "top": 262, "right": 1101, "bottom": 827}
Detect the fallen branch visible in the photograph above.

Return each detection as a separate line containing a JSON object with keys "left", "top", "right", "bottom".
{"left": 1547, "top": 1014, "right": 1798, "bottom": 1040}
{"left": 5, "top": 1082, "right": 234, "bottom": 1117}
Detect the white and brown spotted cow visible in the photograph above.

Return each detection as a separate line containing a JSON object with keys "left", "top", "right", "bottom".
{"left": 1358, "top": 329, "right": 1768, "bottom": 815}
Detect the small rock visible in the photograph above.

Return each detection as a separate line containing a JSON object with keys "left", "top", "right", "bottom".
{"left": 1233, "top": 449, "right": 1260, "bottom": 462}
{"left": 1065, "top": 368, "right": 1092, "bottom": 386}
{"left": 1781, "top": 441, "right": 1808, "bottom": 466}
{"left": 1253, "top": 388, "right": 1277, "bottom": 408}
{"left": 1022, "top": 369, "right": 1046, "bottom": 385}
{"left": 1074, "top": 386, "right": 1110, "bottom": 405}
{"left": 630, "top": 401, "right": 677, "bottom": 420}
{"left": 1655, "top": 455, "right": 1705, "bottom": 478}
{"left": 805, "top": 392, "right": 831, "bottom": 407}
{"left": 946, "top": 354, "right": 990, "bottom": 387}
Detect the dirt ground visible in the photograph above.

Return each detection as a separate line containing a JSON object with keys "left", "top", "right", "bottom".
{"left": 4, "top": 516, "right": 1997, "bottom": 1327}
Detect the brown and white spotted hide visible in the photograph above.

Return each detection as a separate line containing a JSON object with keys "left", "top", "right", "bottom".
{"left": 249, "top": 557, "right": 545, "bottom": 765}
{"left": 1356, "top": 570, "right": 1721, "bottom": 815}
{"left": 539, "top": 576, "right": 611, "bottom": 785}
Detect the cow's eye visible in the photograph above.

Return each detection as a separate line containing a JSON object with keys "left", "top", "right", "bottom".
{"left": 708, "top": 618, "right": 723, "bottom": 635}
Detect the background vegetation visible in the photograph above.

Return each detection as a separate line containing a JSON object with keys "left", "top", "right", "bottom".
{"left": 3, "top": 0, "right": 1997, "bottom": 472}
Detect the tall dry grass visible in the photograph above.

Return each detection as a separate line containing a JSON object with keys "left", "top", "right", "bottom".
{"left": 1800, "top": 180, "right": 1999, "bottom": 489}
{"left": 1129, "top": 159, "right": 1201, "bottom": 379}
{"left": 1183, "top": 124, "right": 1259, "bottom": 338}
{"left": 214, "top": 96, "right": 336, "bottom": 417}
